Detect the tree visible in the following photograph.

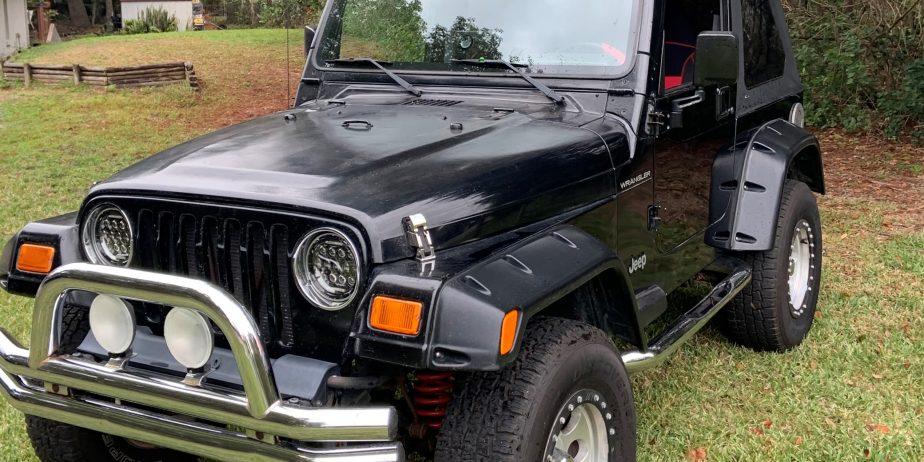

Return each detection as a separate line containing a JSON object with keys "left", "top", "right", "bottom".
{"left": 425, "top": 17, "right": 503, "bottom": 63}
{"left": 105, "top": 0, "right": 114, "bottom": 25}
{"left": 64, "top": 0, "right": 92, "bottom": 26}
{"left": 341, "top": 0, "right": 427, "bottom": 61}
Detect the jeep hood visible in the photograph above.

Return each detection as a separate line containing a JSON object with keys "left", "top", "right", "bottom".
{"left": 90, "top": 101, "right": 620, "bottom": 262}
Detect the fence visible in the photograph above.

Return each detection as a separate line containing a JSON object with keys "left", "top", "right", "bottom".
{"left": 1, "top": 62, "right": 199, "bottom": 89}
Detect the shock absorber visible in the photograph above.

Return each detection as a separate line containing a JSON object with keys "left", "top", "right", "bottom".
{"left": 408, "top": 371, "right": 454, "bottom": 438}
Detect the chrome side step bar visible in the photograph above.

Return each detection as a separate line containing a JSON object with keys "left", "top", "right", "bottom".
{"left": 621, "top": 266, "right": 752, "bottom": 374}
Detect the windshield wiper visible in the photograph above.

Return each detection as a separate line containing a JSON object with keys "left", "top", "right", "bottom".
{"left": 326, "top": 58, "right": 422, "bottom": 97}
{"left": 451, "top": 59, "right": 565, "bottom": 105}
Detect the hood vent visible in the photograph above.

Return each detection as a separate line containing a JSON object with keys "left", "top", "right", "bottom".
{"left": 403, "top": 99, "right": 462, "bottom": 107}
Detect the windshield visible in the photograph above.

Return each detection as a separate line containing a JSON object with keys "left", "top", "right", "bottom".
{"left": 316, "top": 0, "right": 640, "bottom": 77}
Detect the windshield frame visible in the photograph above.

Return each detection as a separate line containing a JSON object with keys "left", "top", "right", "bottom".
{"left": 307, "top": 0, "right": 644, "bottom": 82}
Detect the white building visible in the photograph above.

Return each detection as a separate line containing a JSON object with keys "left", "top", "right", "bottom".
{"left": 122, "top": 0, "right": 193, "bottom": 32}
{"left": 1, "top": 0, "right": 29, "bottom": 59}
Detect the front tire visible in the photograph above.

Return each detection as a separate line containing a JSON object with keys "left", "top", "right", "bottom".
{"left": 26, "top": 295, "right": 197, "bottom": 462}
{"left": 434, "top": 317, "right": 636, "bottom": 462}
{"left": 26, "top": 416, "right": 198, "bottom": 462}
{"left": 719, "top": 179, "right": 823, "bottom": 351}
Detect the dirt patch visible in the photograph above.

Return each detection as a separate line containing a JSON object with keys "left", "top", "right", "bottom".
{"left": 817, "top": 129, "right": 923, "bottom": 233}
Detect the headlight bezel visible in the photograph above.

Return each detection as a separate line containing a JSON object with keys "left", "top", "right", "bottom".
{"left": 81, "top": 203, "right": 135, "bottom": 267}
{"left": 292, "top": 227, "right": 363, "bottom": 311}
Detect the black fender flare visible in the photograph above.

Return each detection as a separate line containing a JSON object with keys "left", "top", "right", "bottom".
{"left": 706, "top": 119, "right": 824, "bottom": 251}
{"left": 427, "top": 225, "right": 641, "bottom": 371}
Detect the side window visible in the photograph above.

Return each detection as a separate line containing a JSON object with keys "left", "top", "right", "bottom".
{"left": 741, "top": 0, "right": 785, "bottom": 87}
{"left": 661, "top": 0, "right": 722, "bottom": 93}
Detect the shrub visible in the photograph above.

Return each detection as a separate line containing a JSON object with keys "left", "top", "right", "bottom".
{"left": 124, "top": 7, "right": 179, "bottom": 34}
{"left": 785, "top": 0, "right": 923, "bottom": 140}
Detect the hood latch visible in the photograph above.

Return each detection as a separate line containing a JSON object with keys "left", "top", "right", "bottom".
{"left": 403, "top": 214, "right": 436, "bottom": 264}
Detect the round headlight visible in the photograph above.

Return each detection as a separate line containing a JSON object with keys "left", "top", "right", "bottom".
{"left": 82, "top": 205, "right": 134, "bottom": 266}
{"left": 293, "top": 228, "right": 362, "bottom": 311}
{"left": 790, "top": 102, "right": 805, "bottom": 128}
{"left": 88, "top": 294, "right": 136, "bottom": 355}
{"left": 164, "top": 307, "right": 214, "bottom": 370}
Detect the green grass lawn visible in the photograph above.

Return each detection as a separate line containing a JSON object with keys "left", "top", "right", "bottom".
{"left": 1, "top": 30, "right": 922, "bottom": 462}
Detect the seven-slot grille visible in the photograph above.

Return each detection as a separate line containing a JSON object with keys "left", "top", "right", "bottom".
{"left": 128, "top": 204, "right": 303, "bottom": 350}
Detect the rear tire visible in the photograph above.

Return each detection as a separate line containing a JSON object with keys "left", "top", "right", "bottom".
{"left": 719, "top": 179, "right": 822, "bottom": 351}
{"left": 434, "top": 317, "right": 636, "bottom": 461}
{"left": 26, "top": 416, "right": 198, "bottom": 462}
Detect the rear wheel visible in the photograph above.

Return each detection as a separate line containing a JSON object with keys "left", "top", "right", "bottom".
{"left": 434, "top": 317, "right": 636, "bottom": 461}
{"left": 719, "top": 179, "right": 822, "bottom": 351}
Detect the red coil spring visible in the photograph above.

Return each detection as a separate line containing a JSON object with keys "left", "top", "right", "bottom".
{"left": 411, "top": 371, "right": 454, "bottom": 430}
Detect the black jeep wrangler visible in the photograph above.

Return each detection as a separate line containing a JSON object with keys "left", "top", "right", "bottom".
{"left": 0, "top": 0, "right": 825, "bottom": 460}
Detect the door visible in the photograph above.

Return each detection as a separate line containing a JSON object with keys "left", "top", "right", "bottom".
{"left": 653, "top": 0, "right": 736, "bottom": 253}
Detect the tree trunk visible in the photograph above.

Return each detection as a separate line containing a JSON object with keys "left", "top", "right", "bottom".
{"left": 104, "top": 0, "right": 114, "bottom": 24}
{"left": 91, "top": 0, "right": 98, "bottom": 24}
{"left": 66, "top": 0, "right": 91, "bottom": 26}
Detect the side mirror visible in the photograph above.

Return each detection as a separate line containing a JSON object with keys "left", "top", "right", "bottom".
{"left": 304, "top": 26, "right": 316, "bottom": 57}
{"left": 694, "top": 31, "right": 738, "bottom": 87}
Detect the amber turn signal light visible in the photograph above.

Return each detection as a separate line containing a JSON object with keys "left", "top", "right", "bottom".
{"left": 369, "top": 296, "right": 423, "bottom": 335}
{"left": 16, "top": 243, "right": 56, "bottom": 274}
{"left": 499, "top": 309, "right": 520, "bottom": 355}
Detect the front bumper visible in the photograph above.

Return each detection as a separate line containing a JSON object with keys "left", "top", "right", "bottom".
{"left": 0, "top": 263, "right": 403, "bottom": 462}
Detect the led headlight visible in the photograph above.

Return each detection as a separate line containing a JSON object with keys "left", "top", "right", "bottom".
{"left": 82, "top": 204, "right": 134, "bottom": 266}
{"left": 164, "top": 307, "right": 214, "bottom": 370}
{"left": 293, "top": 228, "right": 361, "bottom": 311}
{"left": 88, "top": 294, "right": 136, "bottom": 355}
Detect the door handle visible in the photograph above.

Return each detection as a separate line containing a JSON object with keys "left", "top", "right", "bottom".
{"left": 669, "top": 90, "right": 705, "bottom": 129}
{"left": 672, "top": 89, "right": 705, "bottom": 110}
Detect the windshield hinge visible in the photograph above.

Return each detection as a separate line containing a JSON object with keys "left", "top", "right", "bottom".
{"left": 403, "top": 214, "right": 436, "bottom": 263}
{"left": 646, "top": 108, "right": 667, "bottom": 136}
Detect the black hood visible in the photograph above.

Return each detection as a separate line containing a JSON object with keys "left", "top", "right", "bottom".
{"left": 90, "top": 98, "right": 622, "bottom": 262}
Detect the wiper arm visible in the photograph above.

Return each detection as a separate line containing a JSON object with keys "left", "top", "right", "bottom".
{"left": 326, "top": 58, "right": 422, "bottom": 97}
{"left": 451, "top": 59, "right": 565, "bottom": 105}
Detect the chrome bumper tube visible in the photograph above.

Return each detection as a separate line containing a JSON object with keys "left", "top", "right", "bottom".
{"left": 621, "top": 266, "right": 752, "bottom": 374}
{"left": 0, "top": 366, "right": 402, "bottom": 461}
{"left": 0, "top": 263, "right": 402, "bottom": 461}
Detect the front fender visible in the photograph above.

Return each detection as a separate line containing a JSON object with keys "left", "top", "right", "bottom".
{"left": 1, "top": 213, "right": 81, "bottom": 297}
{"left": 351, "top": 225, "right": 640, "bottom": 371}
{"left": 706, "top": 120, "right": 824, "bottom": 251}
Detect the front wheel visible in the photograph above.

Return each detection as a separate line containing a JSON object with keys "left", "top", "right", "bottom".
{"left": 26, "top": 416, "right": 198, "bottom": 462}
{"left": 719, "top": 179, "right": 823, "bottom": 351}
{"left": 434, "top": 317, "right": 636, "bottom": 462}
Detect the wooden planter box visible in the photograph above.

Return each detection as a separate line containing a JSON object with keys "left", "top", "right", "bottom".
{"left": 1, "top": 61, "right": 200, "bottom": 89}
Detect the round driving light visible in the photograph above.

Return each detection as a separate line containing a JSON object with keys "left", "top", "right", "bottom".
{"left": 164, "top": 308, "right": 214, "bottom": 370}
{"left": 88, "top": 294, "right": 136, "bottom": 355}
{"left": 82, "top": 204, "right": 134, "bottom": 267}
{"left": 790, "top": 102, "right": 805, "bottom": 128}
{"left": 293, "top": 228, "right": 362, "bottom": 311}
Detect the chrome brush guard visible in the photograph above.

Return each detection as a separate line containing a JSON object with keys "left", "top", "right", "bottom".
{"left": 0, "top": 263, "right": 402, "bottom": 462}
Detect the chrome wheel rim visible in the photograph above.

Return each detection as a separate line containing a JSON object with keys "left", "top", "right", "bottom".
{"left": 546, "top": 389, "right": 611, "bottom": 462}
{"left": 788, "top": 220, "right": 815, "bottom": 317}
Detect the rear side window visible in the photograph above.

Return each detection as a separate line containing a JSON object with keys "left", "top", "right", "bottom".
{"left": 741, "top": 0, "right": 785, "bottom": 87}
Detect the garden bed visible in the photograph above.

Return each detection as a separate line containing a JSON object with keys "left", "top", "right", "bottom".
{"left": 1, "top": 61, "right": 198, "bottom": 89}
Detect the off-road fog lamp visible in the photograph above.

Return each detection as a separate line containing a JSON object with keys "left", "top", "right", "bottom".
{"left": 82, "top": 204, "right": 134, "bottom": 267}
{"left": 88, "top": 294, "right": 136, "bottom": 355}
{"left": 164, "top": 307, "right": 214, "bottom": 370}
{"left": 293, "top": 228, "right": 361, "bottom": 311}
